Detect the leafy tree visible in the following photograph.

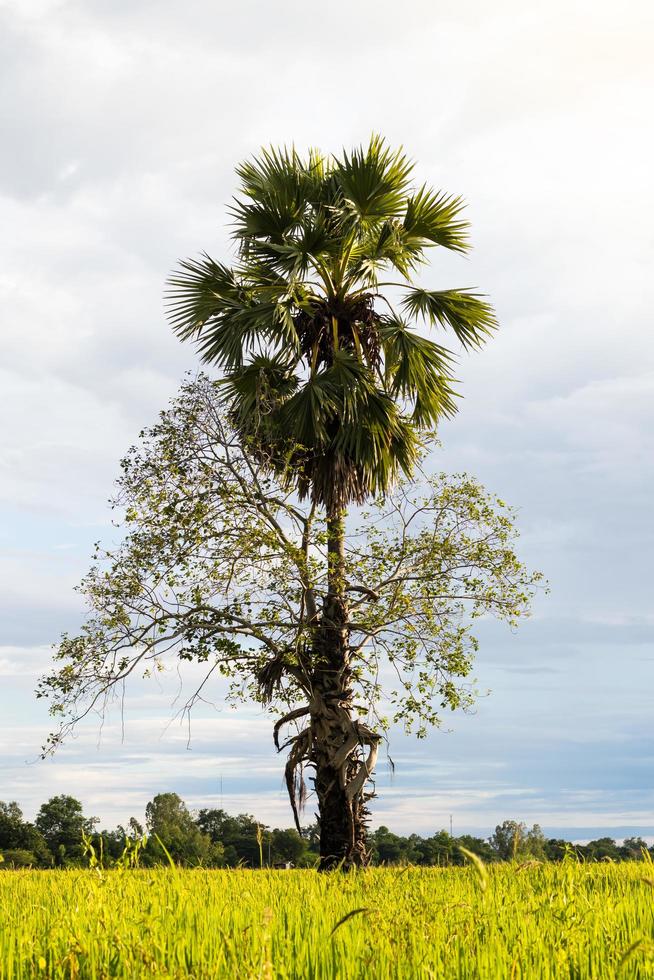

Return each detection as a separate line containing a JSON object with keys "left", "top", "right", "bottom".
{"left": 524, "top": 824, "right": 547, "bottom": 860}
{"left": 489, "top": 820, "right": 546, "bottom": 861}
{"left": 196, "top": 809, "right": 265, "bottom": 867}
{"left": 39, "top": 372, "right": 540, "bottom": 869}
{"left": 163, "top": 137, "right": 503, "bottom": 867}
{"left": 454, "top": 835, "right": 497, "bottom": 864}
{"left": 620, "top": 836, "right": 650, "bottom": 860}
{"left": 0, "top": 802, "right": 43, "bottom": 861}
{"left": 413, "top": 831, "right": 456, "bottom": 866}
{"left": 118, "top": 817, "right": 145, "bottom": 841}
{"left": 300, "top": 819, "right": 321, "bottom": 858}
{"left": 143, "top": 793, "right": 219, "bottom": 866}
{"left": 543, "top": 838, "right": 571, "bottom": 862}
{"left": 371, "top": 826, "right": 415, "bottom": 865}
{"left": 35, "top": 796, "right": 96, "bottom": 865}
{"left": 0, "top": 801, "right": 24, "bottom": 845}
{"left": 40, "top": 137, "right": 541, "bottom": 873}
{"left": 490, "top": 820, "right": 522, "bottom": 860}
{"left": 145, "top": 792, "right": 193, "bottom": 833}
{"left": 195, "top": 808, "right": 234, "bottom": 843}
{"left": 582, "top": 837, "right": 622, "bottom": 862}
{"left": 0, "top": 801, "right": 52, "bottom": 867}
{"left": 270, "top": 828, "right": 309, "bottom": 866}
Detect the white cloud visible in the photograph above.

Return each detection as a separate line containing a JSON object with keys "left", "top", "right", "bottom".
{"left": 525, "top": 373, "right": 654, "bottom": 473}
{"left": 0, "top": 645, "right": 53, "bottom": 676}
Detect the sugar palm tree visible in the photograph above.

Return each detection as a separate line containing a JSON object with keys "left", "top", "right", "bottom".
{"left": 166, "top": 137, "right": 496, "bottom": 867}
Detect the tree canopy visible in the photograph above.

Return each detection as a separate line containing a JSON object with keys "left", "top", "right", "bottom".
{"left": 34, "top": 795, "right": 96, "bottom": 865}
{"left": 2, "top": 793, "right": 652, "bottom": 870}
{"left": 166, "top": 136, "right": 496, "bottom": 511}
{"left": 39, "top": 375, "right": 541, "bottom": 833}
{"left": 40, "top": 138, "right": 542, "bottom": 865}
{"left": 162, "top": 136, "right": 507, "bottom": 865}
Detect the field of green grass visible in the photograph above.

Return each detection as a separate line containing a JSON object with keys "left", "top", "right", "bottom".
{"left": 1, "top": 861, "right": 653, "bottom": 978}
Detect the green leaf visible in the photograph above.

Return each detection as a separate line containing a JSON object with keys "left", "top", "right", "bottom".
{"left": 381, "top": 318, "right": 458, "bottom": 423}
{"left": 335, "top": 135, "right": 414, "bottom": 223}
{"left": 403, "top": 185, "right": 469, "bottom": 253}
{"left": 401, "top": 288, "right": 497, "bottom": 349}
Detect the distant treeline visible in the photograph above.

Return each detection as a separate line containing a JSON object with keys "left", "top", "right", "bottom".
{"left": 1, "top": 794, "right": 651, "bottom": 869}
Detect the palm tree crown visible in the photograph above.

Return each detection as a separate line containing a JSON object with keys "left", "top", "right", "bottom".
{"left": 166, "top": 136, "right": 496, "bottom": 509}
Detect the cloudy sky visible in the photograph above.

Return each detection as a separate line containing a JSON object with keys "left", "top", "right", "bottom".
{"left": 1, "top": 0, "right": 653, "bottom": 841}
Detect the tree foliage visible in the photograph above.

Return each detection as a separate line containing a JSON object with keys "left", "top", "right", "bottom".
{"left": 165, "top": 137, "right": 497, "bottom": 511}
{"left": 490, "top": 820, "right": 547, "bottom": 861}
{"left": 38, "top": 138, "right": 542, "bottom": 865}
{"left": 34, "top": 795, "right": 96, "bottom": 865}
{"left": 38, "top": 376, "right": 541, "bottom": 831}
{"left": 144, "top": 793, "right": 222, "bottom": 866}
{"left": 0, "top": 801, "right": 52, "bottom": 867}
{"left": 162, "top": 137, "right": 512, "bottom": 865}
{"left": 2, "top": 793, "right": 652, "bottom": 869}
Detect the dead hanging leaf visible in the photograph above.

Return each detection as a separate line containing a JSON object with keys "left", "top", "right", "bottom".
{"left": 330, "top": 908, "right": 371, "bottom": 936}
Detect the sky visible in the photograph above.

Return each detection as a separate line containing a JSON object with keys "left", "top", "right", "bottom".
{"left": 1, "top": 0, "right": 653, "bottom": 842}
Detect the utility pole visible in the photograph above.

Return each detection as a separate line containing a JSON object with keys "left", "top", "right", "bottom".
{"left": 450, "top": 814, "right": 453, "bottom": 837}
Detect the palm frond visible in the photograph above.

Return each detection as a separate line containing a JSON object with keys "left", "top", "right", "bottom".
{"left": 229, "top": 200, "right": 301, "bottom": 246}
{"left": 403, "top": 187, "right": 469, "bottom": 253}
{"left": 345, "top": 219, "right": 425, "bottom": 288}
{"left": 220, "top": 356, "right": 299, "bottom": 424}
{"left": 235, "top": 145, "right": 317, "bottom": 212}
{"left": 332, "top": 395, "right": 421, "bottom": 497}
{"left": 166, "top": 254, "right": 307, "bottom": 368}
{"left": 278, "top": 372, "right": 341, "bottom": 446}
{"left": 325, "top": 349, "right": 376, "bottom": 417}
{"left": 381, "top": 319, "right": 458, "bottom": 423}
{"left": 165, "top": 254, "right": 244, "bottom": 342}
{"left": 335, "top": 135, "right": 414, "bottom": 224}
{"left": 401, "top": 288, "right": 497, "bottom": 350}
{"left": 166, "top": 137, "right": 498, "bottom": 509}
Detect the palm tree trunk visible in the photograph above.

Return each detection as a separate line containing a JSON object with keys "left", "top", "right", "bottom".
{"left": 311, "top": 504, "right": 370, "bottom": 869}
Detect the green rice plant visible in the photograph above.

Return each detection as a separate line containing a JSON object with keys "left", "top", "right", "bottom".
{"left": 0, "top": 862, "right": 652, "bottom": 978}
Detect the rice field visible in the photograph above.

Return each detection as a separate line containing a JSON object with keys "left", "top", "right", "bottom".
{"left": 1, "top": 860, "right": 653, "bottom": 978}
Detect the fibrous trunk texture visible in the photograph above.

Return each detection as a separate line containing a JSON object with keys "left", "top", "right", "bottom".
{"left": 310, "top": 508, "right": 376, "bottom": 870}
{"left": 276, "top": 506, "right": 380, "bottom": 869}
